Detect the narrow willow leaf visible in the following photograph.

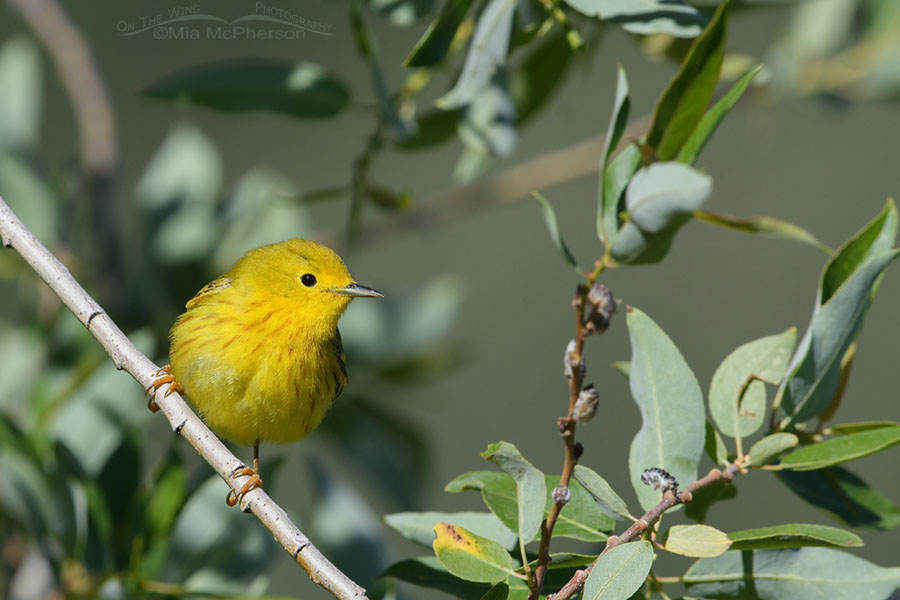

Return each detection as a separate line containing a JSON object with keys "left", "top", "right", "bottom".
{"left": 533, "top": 192, "right": 581, "bottom": 272}
{"left": 684, "top": 481, "right": 737, "bottom": 524}
{"left": 511, "top": 31, "right": 572, "bottom": 125}
{"left": 143, "top": 59, "right": 350, "bottom": 118}
{"left": 780, "top": 200, "right": 898, "bottom": 425}
{"left": 384, "top": 556, "right": 491, "bottom": 598}
{"left": 816, "top": 342, "right": 856, "bottom": 425}
{"left": 563, "top": 0, "right": 704, "bottom": 38}
{"left": 436, "top": 0, "right": 514, "bottom": 109}
{"left": 662, "top": 524, "right": 731, "bottom": 557}
{"left": 746, "top": 433, "right": 798, "bottom": 467}
{"left": 684, "top": 548, "right": 900, "bottom": 599}
{"left": 385, "top": 511, "right": 516, "bottom": 550}
{"left": 781, "top": 249, "right": 900, "bottom": 425}
{"left": 626, "top": 307, "right": 705, "bottom": 511}
{"left": 827, "top": 420, "right": 900, "bottom": 434}
{"left": 598, "top": 66, "right": 631, "bottom": 245}
{"left": 728, "top": 523, "right": 863, "bottom": 550}
{"left": 573, "top": 465, "right": 632, "bottom": 521}
{"left": 777, "top": 466, "right": 900, "bottom": 530}
{"left": 677, "top": 65, "right": 762, "bottom": 165}
{"left": 433, "top": 523, "right": 516, "bottom": 583}
{"left": 583, "top": 541, "right": 654, "bottom": 600}
{"left": 694, "top": 210, "right": 831, "bottom": 253}
{"left": 709, "top": 328, "right": 796, "bottom": 439}
{"left": 481, "top": 442, "right": 546, "bottom": 544}
{"left": 527, "top": 553, "right": 595, "bottom": 570}
{"left": 704, "top": 421, "right": 730, "bottom": 467}
{"left": 778, "top": 426, "right": 900, "bottom": 471}
{"left": 645, "top": 1, "right": 728, "bottom": 161}
{"left": 404, "top": 0, "right": 473, "bottom": 67}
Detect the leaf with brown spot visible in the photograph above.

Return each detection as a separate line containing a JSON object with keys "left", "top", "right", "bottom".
{"left": 432, "top": 523, "right": 517, "bottom": 583}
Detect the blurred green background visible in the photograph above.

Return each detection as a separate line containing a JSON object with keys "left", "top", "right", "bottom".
{"left": 1, "top": 0, "right": 899, "bottom": 598}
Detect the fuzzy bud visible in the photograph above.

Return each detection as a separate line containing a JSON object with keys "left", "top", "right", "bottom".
{"left": 563, "top": 339, "right": 585, "bottom": 379}
{"left": 572, "top": 384, "right": 600, "bottom": 424}
{"left": 640, "top": 467, "right": 678, "bottom": 493}
{"left": 552, "top": 484, "right": 571, "bottom": 506}
{"left": 585, "top": 283, "right": 616, "bottom": 335}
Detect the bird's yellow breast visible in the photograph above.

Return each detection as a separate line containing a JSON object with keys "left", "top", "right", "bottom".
{"left": 169, "top": 290, "right": 347, "bottom": 446}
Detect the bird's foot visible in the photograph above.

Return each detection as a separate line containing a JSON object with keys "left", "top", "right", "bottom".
{"left": 226, "top": 465, "right": 263, "bottom": 507}
{"left": 145, "top": 364, "right": 183, "bottom": 412}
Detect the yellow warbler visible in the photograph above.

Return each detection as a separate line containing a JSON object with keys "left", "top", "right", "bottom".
{"left": 149, "top": 239, "right": 382, "bottom": 505}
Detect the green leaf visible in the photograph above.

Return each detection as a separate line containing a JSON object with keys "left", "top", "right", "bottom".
{"left": 781, "top": 250, "right": 900, "bottom": 425}
{"left": 367, "top": 0, "right": 433, "bottom": 26}
{"left": 777, "top": 466, "right": 900, "bottom": 530}
{"left": 598, "top": 65, "right": 631, "bottom": 245}
{"left": 728, "top": 524, "right": 863, "bottom": 550}
{"left": 684, "top": 481, "right": 737, "bottom": 524}
{"left": 662, "top": 524, "right": 731, "bottom": 557}
{"left": 573, "top": 465, "right": 632, "bottom": 521}
{"left": 610, "top": 162, "right": 712, "bottom": 264}
{"left": 533, "top": 191, "right": 580, "bottom": 272}
{"left": 444, "top": 471, "right": 611, "bottom": 542}
{"left": 404, "top": 0, "right": 473, "bottom": 66}
{"left": 349, "top": 0, "right": 415, "bottom": 140}
{"left": 746, "top": 433, "right": 799, "bottom": 467}
{"left": 526, "top": 553, "right": 596, "bottom": 571}
{"left": 601, "top": 144, "right": 642, "bottom": 246}
{"left": 645, "top": 1, "right": 728, "bottom": 161}
{"left": 458, "top": 71, "right": 517, "bottom": 158}
{"left": 778, "top": 426, "right": 900, "bottom": 471}
{"left": 563, "top": 0, "right": 705, "bottom": 38}
{"left": 436, "top": 0, "right": 514, "bottom": 109}
{"left": 828, "top": 420, "right": 900, "bottom": 434}
{"left": 383, "top": 556, "right": 491, "bottom": 599}
{"left": 704, "top": 421, "right": 730, "bottom": 467}
{"left": 626, "top": 307, "right": 705, "bottom": 511}
{"left": 780, "top": 200, "right": 899, "bottom": 425}
{"left": 385, "top": 511, "right": 516, "bottom": 551}
{"left": 582, "top": 541, "right": 654, "bottom": 600}
{"left": 694, "top": 210, "right": 831, "bottom": 254}
{"left": 0, "top": 35, "right": 42, "bottom": 150}
{"left": 433, "top": 523, "right": 517, "bottom": 583}
{"left": 611, "top": 361, "right": 631, "bottom": 379}
{"left": 709, "top": 328, "right": 797, "bottom": 439}
{"left": 481, "top": 441, "right": 546, "bottom": 544}
{"left": 511, "top": 30, "right": 572, "bottom": 125}
{"left": 394, "top": 108, "right": 462, "bottom": 150}
{"left": 549, "top": 475, "right": 614, "bottom": 542}
{"left": 684, "top": 548, "right": 900, "bottom": 599}
{"left": 480, "top": 582, "right": 509, "bottom": 600}
{"left": 143, "top": 59, "right": 350, "bottom": 118}
{"left": 677, "top": 65, "right": 762, "bottom": 165}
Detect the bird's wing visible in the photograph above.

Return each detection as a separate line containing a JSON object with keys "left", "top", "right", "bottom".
{"left": 185, "top": 275, "right": 232, "bottom": 309}
{"left": 330, "top": 329, "right": 347, "bottom": 400}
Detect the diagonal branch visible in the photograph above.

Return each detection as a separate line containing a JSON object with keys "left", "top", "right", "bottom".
{"left": 0, "top": 195, "right": 369, "bottom": 600}
{"left": 549, "top": 462, "right": 743, "bottom": 600}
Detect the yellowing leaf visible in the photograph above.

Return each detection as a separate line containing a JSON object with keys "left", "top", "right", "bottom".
{"left": 663, "top": 524, "right": 732, "bottom": 557}
{"left": 432, "top": 523, "right": 516, "bottom": 583}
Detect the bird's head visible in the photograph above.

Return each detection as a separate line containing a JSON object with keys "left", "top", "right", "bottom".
{"left": 234, "top": 238, "right": 382, "bottom": 327}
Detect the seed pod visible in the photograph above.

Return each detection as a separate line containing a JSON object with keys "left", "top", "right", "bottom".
{"left": 572, "top": 384, "right": 600, "bottom": 424}
{"left": 640, "top": 467, "right": 678, "bottom": 493}
{"left": 552, "top": 484, "right": 571, "bottom": 506}
{"left": 585, "top": 283, "right": 616, "bottom": 335}
{"left": 563, "top": 339, "right": 585, "bottom": 379}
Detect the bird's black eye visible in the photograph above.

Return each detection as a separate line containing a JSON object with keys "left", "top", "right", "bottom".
{"left": 301, "top": 273, "right": 317, "bottom": 287}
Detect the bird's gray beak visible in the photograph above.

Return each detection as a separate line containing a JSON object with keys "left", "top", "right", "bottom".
{"left": 332, "top": 283, "right": 383, "bottom": 298}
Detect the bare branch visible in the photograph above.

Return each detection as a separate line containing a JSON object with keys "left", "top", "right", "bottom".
{"left": 549, "top": 463, "right": 742, "bottom": 600}
{"left": 0, "top": 195, "right": 369, "bottom": 600}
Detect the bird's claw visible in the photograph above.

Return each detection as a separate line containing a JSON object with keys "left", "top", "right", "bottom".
{"left": 226, "top": 466, "right": 263, "bottom": 507}
{"left": 145, "top": 364, "right": 183, "bottom": 412}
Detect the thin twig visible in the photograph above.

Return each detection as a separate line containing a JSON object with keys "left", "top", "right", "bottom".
{"left": 549, "top": 462, "right": 742, "bottom": 600}
{"left": 0, "top": 195, "right": 369, "bottom": 600}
